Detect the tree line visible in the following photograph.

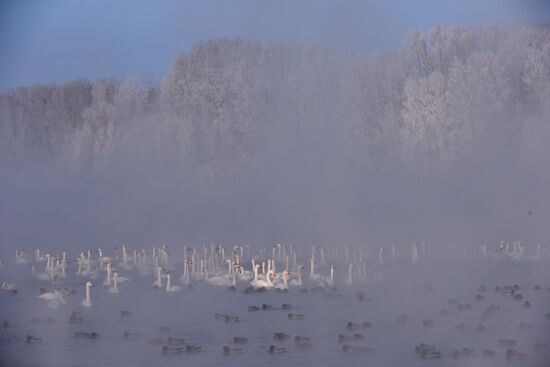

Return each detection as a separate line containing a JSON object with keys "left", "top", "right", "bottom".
{"left": 1, "top": 25, "right": 549, "bottom": 175}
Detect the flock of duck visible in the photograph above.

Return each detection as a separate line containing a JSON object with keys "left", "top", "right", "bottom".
{"left": 1, "top": 241, "right": 550, "bottom": 365}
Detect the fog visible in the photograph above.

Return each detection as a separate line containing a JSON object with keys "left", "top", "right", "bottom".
{"left": 2, "top": 27, "right": 550, "bottom": 252}
{"left": 1, "top": 2, "right": 550, "bottom": 367}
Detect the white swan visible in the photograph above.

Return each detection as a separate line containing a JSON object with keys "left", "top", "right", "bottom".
{"left": 15, "top": 249, "right": 30, "bottom": 265}
{"left": 309, "top": 256, "right": 324, "bottom": 281}
{"left": 236, "top": 264, "right": 254, "bottom": 281}
{"left": 109, "top": 273, "right": 119, "bottom": 294}
{"left": 166, "top": 273, "right": 183, "bottom": 292}
{"left": 289, "top": 265, "right": 304, "bottom": 287}
{"left": 35, "top": 254, "right": 53, "bottom": 281}
{"left": 250, "top": 264, "right": 273, "bottom": 288}
{"left": 207, "top": 259, "right": 233, "bottom": 287}
{"left": 179, "top": 259, "right": 191, "bottom": 284}
{"left": 345, "top": 263, "right": 353, "bottom": 285}
{"left": 103, "top": 263, "right": 113, "bottom": 286}
{"left": 274, "top": 270, "right": 289, "bottom": 290}
{"left": 153, "top": 266, "right": 163, "bottom": 288}
{"left": 81, "top": 282, "right": 94, "bottom": 307}
{"left": 1, "top": 281, "right": 17, "bottom": 291}
{"left": 38, "top": 290, "right": 66, "bottom": 308}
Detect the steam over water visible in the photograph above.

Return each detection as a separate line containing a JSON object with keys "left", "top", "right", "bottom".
{"left": 1, "top": 11, "right": 550, "bottom": 367}
{"left": 1, "top": 248, "right": 550, "bottom": 367}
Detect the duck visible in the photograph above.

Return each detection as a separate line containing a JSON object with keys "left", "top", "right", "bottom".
{"left": 506, "top": 348, "right": 525, "bottom": 360}
{"left": 162, "top": 345, "right": 184, "bottom": 354}
{"left": 452, "top": 348, "right": 475, "bottom": 358}
{"left": 73, "top": 332, "right": 99, "bottom": 339}
{"left": 422, "top": 319, "right": 434, "bottom": 328}
{"left": 26, "top": 335, "right": 42, "bottom": 343}
{"left": 120, "top": 310, "right": 132, "bottom": 318}
{"left": 70, "top": 311, "right": 83, "bottom": 324}
{"left": 455, "top": 323, "right": 466, "bottom": 331}
{"left": 168, "top": 337, "right": 185, "bottom": 345}
{"left": 519, "top": 322, "right": 533, "bottom": 329}
{"left": 233, "top": 336, "right": 248, "bottom": 344}
{"left": 268, "top": 345, "right": 286, "bottom": 353}
{"left": 2, "top": 321, "right": 16, "bottom": 328}
{"left": 497, "top": 339, "right": 517, "bottom": 347}
{"left": 288, "top": 313, "right": 304, "bottom": 320}
{"left": 223, "top": 345, "right": 243, "bottom": 355}
{"left": 123, "top": 332, "right": 142, "bottom": 340}
{"left": 415, "top": 344, "right": 441, "bottom": 359}
{"left": 273, "top": 332, "right": 290, "bottom": 341}
{"left": 186, "top": 345, "right": 202, "bottom": 353}
{"left": 397, "top": 314, "right": 410, "bottom": 326}
{"left": 482, "top": 350, "right": 495, "bottom": 358}
{"left": 342, "top": 345, "right": 375, "bottom": 354}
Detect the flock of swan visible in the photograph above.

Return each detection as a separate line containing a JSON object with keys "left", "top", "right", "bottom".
{"left": 1, "top": 241, "right": 550, "bottom": 365}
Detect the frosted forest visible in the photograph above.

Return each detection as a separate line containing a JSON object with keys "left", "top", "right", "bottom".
{"left": 2, "top": 26, "right": 550, "bottom": 176}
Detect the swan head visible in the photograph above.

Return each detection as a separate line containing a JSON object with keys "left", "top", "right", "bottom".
{"left": 86, "top": 282, "right": 94, "bottom": 287}
{"left": 331, "top": 265, "right": 335, "bottom": 270}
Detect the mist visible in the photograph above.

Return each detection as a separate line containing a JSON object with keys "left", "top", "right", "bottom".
{"left": 2, "top": 27, "right": 550, "bottom": 254}
{"left": 2, "top": 4, "right": 550, "bottom": 367}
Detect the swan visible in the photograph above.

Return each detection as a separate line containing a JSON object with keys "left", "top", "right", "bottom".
{"left": 166, "top": 273, "right": 182, "bottom": 292}
{"left": 103, "top": 263, "right": 113, "bottom": 286}
{"left": 38, "top": 290, "right": 66, "bottom": 308}
{"left": 273, "top": 270, "right": 289, "bottom": 290}
{"left": 235, "top": 263, "right": 254, "bottom": 281}
{"left": 1, "top": 281, "right": 16, "bottom": 291}
{"left": 309, "top": 256, "right": 324, "bottom": 281}
{"left": 15, "top": 249, "right": 30, "bottom": 265}
{"left": 289, "top": 265, "right": 303, "bottom": 287}
{"left": 153, "top": 266, "right": 163, "bottom": 288}
{"left": 81, "top": 282, "right": 94, "bottom": 307}
{"left": 207, "top": 260, "right": 233, "bottom": 287}
{"left": 250, "top": 264, "right": 273, "bottom": 288}
{"left": 109, "top": 273, "right": 119, "bottom": 294}
{"left": 344, "top": 263, "right": 353, "bottom": 285}
{"left": 35, "top": 254, "right": 54, "bottom": 281}
{"left": 179, "top": 259, "right": 191, "bottom": 284}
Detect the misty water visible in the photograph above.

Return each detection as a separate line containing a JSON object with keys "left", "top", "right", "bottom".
{"left": 2, "top": 9, "right": 550, "bottom": 367}
{"left": 1, "top": 248, "right": 549, "bottom": 367}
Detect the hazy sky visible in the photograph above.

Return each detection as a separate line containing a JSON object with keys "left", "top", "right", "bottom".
{"left": 0, "top": 0, "right": 549, "bottom": 91}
